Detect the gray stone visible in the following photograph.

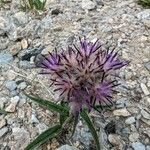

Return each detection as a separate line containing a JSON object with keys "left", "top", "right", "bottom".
{"left": 11, "top": 96, "right": 19, "bottom": 103}
{"left": 129, "top": 132, "right": 139, "bottom": 142}
{"left": 0, "top": 127, "right": 8, "bottom": 138}
{"left": 0, "top": 97, "right": 8, "bottom": 109}
{"left": 132, "top": 142, "right": 145, "bottom": 150}
{"left": 82, "top": 0, "right": 96, "bottom": 10}
{"left": 144, "top": 61, "right": 150, "bottom": 71}
{"left": 10, "top": 42, "right": 22, "bottom": 56}
{"left": 19, "top": 61, "right": 34, "bottom": 69}
{"left": 140, "top": 83, "right": 150, "bottom": 96}
{"left": 95, "top": 0, "right": 104, "bottom": 5}
{"left": 73, "top": 121, "right": 93, "bottom": 149}
{"left": 116, "top": 98, "right": 126, "bottom": 108}
{"left": 5, "top": 80, "right": 17, "bottom": 91}
{"left": 35, "top": 16, "right": 52, "bottom": 37}
{"left": 141, "top": 109, "right": 150, "bottom": 120}
{"left": 31, "top": 114, "right": 39, "bottom": 124}
{"left": 113, "top": 108, "right": 131, "bottom": 116}
{"left": 122, "top": 127, "right": 130, "bottom": 134}
{"left": 0, "top": 16, "right": 8, "bottom": 35}
{"left": 13, "top": 12, "right": 29, "bottom": 26}
{"left": 10, "top": 90, "right": 18, "bottom": 96}
{"left": 142, "top": 128, "right": 150, "bottom": 138}
{"left": 57, "top": 145, "right": 79, "bottom": 150}
{"left": 11, "top": 127, "right": 30, "bottom": 150}
{"left": 0, "top": 118, "right": 6, "bottom": 129}
{"left": 18, "top": 82, "right": 27, "bottom": 90}
{"left": 137, "top": 10, "right": 150, "bottom": 20}
{"left": 40, "top": 15, "right": 52, "bottom": 29}
{"left": 108, "top": 134, "right": 125, "bottom": 149}
{"left": 5, "top": 103, "right": 17, "bottom": 112}
{"left": 21, "top": 39, "right": 28, "bottom": 49}
{"left": 143, "top": 20, "right": 150, "bottom": 28}
{"left": 0, "top": 53, "right": 13, "bottom": 66}
{"left": 36, "top": 123, "right": 48, "bottom": 134}
{"left": 125, "top": 117, "right": 136, "bottom": 124}
{"left": 146, "top": 146, "right": 150, "bottom": 150}
{"left": 141, "top": 118, "right": 150, "bottom": 126}
{"left": 9, "top": 96, "right": 20, "bottom": 110}
{"left": 0, "top": 42, "right": 8, "bottom": 50}
{"left": 6, "top": 70, "right": 16, "bottom": 80}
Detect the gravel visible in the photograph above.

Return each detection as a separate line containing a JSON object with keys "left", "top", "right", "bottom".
{"left": 0, "top": 0, "right": 150, "bottom": 149}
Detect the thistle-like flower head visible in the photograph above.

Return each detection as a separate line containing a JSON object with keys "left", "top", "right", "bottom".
{"left": 37, "top": 38, "right": 128, "bottom": 115}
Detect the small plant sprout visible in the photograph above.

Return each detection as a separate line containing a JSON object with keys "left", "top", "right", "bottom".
{"left": 25, "top": 38, "right": 129, "bottom": 150}
{"left": 20, "top": 0, "right": 47, "bottom": 11}
{"left": 138, "top": 0, "right": 150, "bottom": 8}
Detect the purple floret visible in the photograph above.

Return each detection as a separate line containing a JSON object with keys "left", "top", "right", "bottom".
{"left": 100, "top": 50, "right": 128, "bottom": 72}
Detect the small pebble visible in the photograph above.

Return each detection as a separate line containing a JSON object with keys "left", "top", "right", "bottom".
{"left": 5, "top": 80, "right": 17, "bottom": 91}
{"left": 31, "top": 114, "right": 39, "bottom": 124}
{"left": 36, "top": 123, "right": 48, "bottom": 134}
{"left": 0, "top": 127, "right": 8, "bottom": 138}
{"left": 132, "top": 142, "right": 145, "bottom": 150}
{"left": 0, "top": 118, "right": 6, "bottom": 129}
{"left": 21, "top": 39, "right": 28, "bottom": 49}
{"left": 82, "top": 0, "right": 96, "bottom": 10}
{"left": 140, "top": 83, "right": 150, "bottom": 96}
{"left": 129, "top": 132, "right": 139, "bottom": 142}
{"left": 125, "top": 117, "right": 136, "bottom": 124}
{"left": 5, "top": 96, "right": 19, "bottom": 113}
{"left": 141, "top": 109, "right": 150, "bottom": 120}
{"left": 57, "top": 144, "right": 79, "bottom": 150}
{"left": 113, "top": 108, "right": 131, "bottom": 117}
{"left": 144, "top": 61, "right": 150, "bottom": 71}
{"left": 0, "top": 53, "right": 13, "bottom": 65}
{"left": 5, "top": 103, "right": 17, "bottom": 112}
{"left": 18, "top": 82, "right": 27, "bottom": 90}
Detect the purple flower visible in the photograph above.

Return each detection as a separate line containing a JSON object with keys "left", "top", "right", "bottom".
{"left": 37, "top": 38, "right": 128, "bottom": 115}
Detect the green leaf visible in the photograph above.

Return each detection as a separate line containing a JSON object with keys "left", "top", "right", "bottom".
{"left": 33, "top": 0, "right": 46, "bottom": 10}
{"left": 138, "top": 0, "right": 150, "bottom": 7}
{"left": 25, "top": 125, "right": 62, "bottom": 150}
{"left": 59, "top": 101, "right": 69, "bottom": 125}
{"left": 80, "top": 110, "right": 101, "bottom": 150}
{"left": 28, "top": 0, "right": 34, "bottom": 9}
{"left": 25, "top": 94, "right": 69, "bottom": 115}
{"left": 71, "top": 114, "right": 79, "bottom": 137}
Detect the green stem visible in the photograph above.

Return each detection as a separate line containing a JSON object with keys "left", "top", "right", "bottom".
{"left": 62, "top": 115, "right": 73, "bottom": 129}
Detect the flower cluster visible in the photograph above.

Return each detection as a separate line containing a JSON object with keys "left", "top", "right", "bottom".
{"left": 37, "top": 38, "right": 128, "bottom": 115}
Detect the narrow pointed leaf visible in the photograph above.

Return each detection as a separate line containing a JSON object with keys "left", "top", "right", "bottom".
{"left": 59, "top": 101, "right": 69, "bottom": 125}
{"left": 80, "top": 110, "right": 101, "bottom": 150}
{"left": 71, "top": 115, "right": 79, "bottom": 137}
{"left": 25, "top": 125, "right": 62, "bottom": 150}
{"left": 25, "top": 94, "right": 69, "bottom": 115}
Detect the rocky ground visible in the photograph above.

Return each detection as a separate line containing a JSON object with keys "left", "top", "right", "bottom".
{"left": 0, "top": 0, "right": 150, "bottom": 150}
